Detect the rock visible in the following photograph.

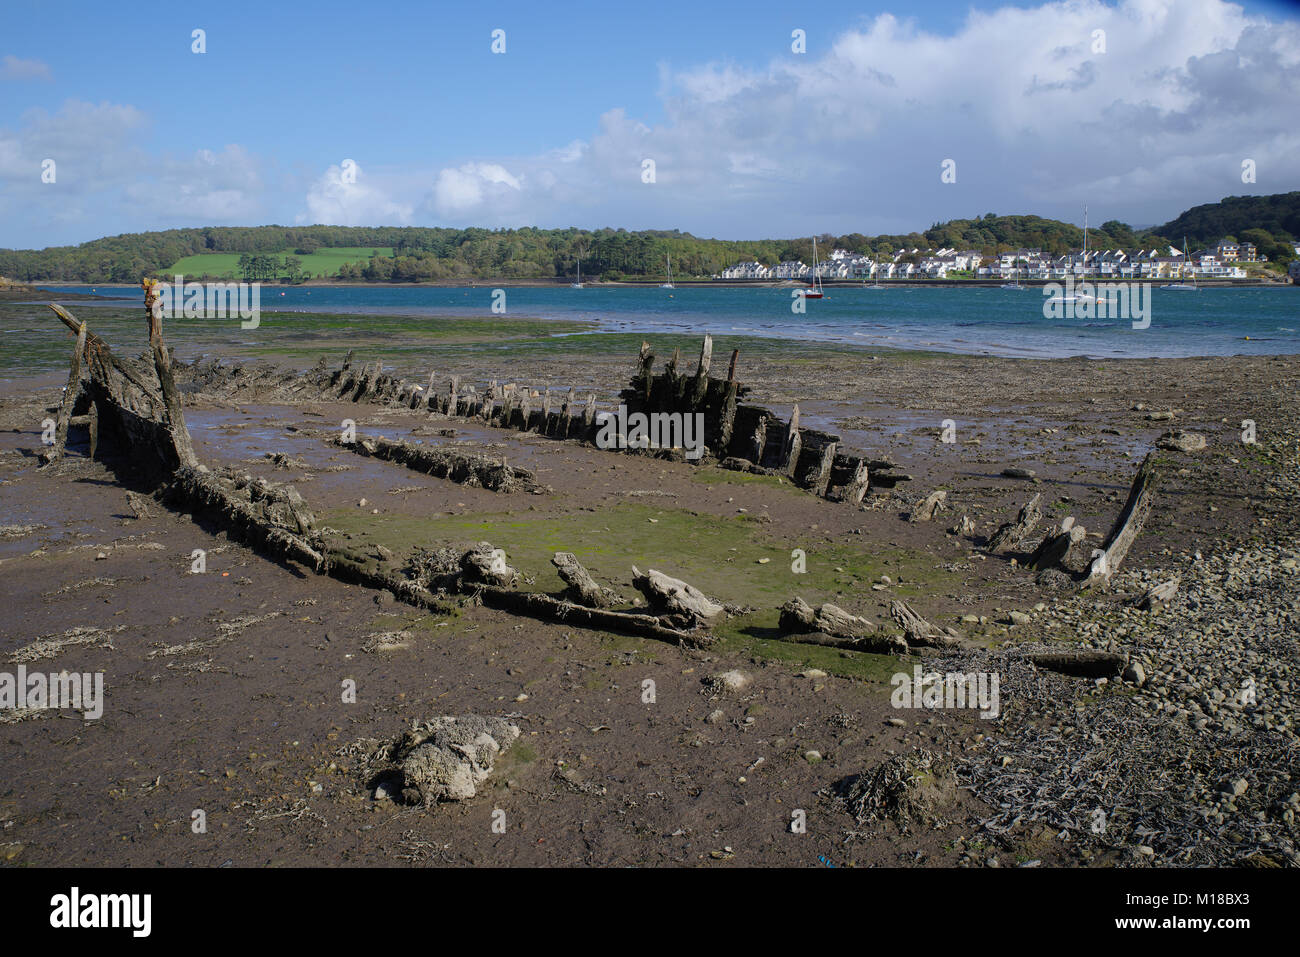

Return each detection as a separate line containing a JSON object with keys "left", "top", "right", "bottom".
{"left": 1134, "top": 578, "right": 1179, "bottom": 610}
{"left": 1221, "top": 778, "right": 1249, "bottom": 797}
{"left": 1001, "top": 467, "right": 1037, "bottom": 480}
{"left": 706, "top": 709, "right": 725, "bottom": 724}
{"left": 1008, "top": 611, "right": 1032, "bottom": 626}
{"left": 360, "top": 716, "right": 521, "bottom": 806}
{"left": 1156, "top": 430, "right": 1206, "bottom": 453}
{"left": 386, "top": 715, "right": 520, "bottom": 805}
{"left": 710, "top": 670, "right": 750, "bottom": 693}
{"left": 804, "top": 750, "right": 823, "bottom": 763}
{"left": 1123, "top": 661, "right": 1147, "bottom": 686}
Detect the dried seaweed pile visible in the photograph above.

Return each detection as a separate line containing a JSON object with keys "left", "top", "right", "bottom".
{"left": 832, "top": 748, "right": 956, "bottom": 831}
{"left": 931, "top": 649, "right": 1299, "bottom": 866}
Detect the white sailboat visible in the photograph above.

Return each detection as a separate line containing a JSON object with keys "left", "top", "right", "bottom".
{"left": 660, "top": 253, "right": 674, "bottom": 289}
{"left": 1048, "top": 206, "right": 1096, "bottom": 304}
{"left": 804, "top": 237, "right": 824, "bottom": 299}
{"left": 1161, "top": 238, "right": 1199, "bottom": 291}
{"left": 570, "top": 253, "right": 583, "bottom": 289}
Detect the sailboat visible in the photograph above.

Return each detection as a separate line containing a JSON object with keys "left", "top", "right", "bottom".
{"left": 660, "top": 253, "right": 674, "bottom": 289}
{"left": 570, "top": 253, "right": 583, "bottom": 289}
{"left": 1047, "top": 206, "right": 1096, "bottom": 304}
{"left": 1160, "top": 239, "right": 1199, "bottom": 291}
{"left": 803, "top": 237, "right": 825, "bottom": 299}
{"left": 1001, "top": 264, "right": 1026, "bottom": 290}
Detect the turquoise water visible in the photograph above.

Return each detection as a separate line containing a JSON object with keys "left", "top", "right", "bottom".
{"left": 39, "top": 283, "right": 1300, "bottom": 359}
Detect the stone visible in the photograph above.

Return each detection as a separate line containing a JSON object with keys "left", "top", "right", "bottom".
{"left": 1156, "top": 429, "right": 1206, "bottom": 453}
{"left": 1123, "top": 661, "right": 1147, "bottom": 687}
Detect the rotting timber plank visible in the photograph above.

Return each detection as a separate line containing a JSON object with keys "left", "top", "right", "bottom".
{"left": 1085, "top": 451, "right": 1158, "bottom": 586}
{"left": 40, "top": 316, "right": 89, "bottom": 466}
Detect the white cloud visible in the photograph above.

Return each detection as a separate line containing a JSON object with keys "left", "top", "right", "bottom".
{"left": 301, "top": 160, "right": 414, "bottom": 226}
{"left": 5, "top": 0, "right": 1300, "bottom": 246}
{"left": 1, "top": 55, "right": 51, "bottom": 81}
{"left": 431, "top": 162, "right": 523, "bottom": 217}
{"left": 125, "top": 145, "right": 265, "bottom": 223}
{"left": 396, "top": 0, "right": 1300, "bottom": 235}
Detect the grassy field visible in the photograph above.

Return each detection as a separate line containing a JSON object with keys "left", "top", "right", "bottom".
{"left": 166, "top": 247, "right": 391, "bottom": 279}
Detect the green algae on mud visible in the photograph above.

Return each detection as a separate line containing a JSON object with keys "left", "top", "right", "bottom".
{"left": 323, "top": 499, "right": 963, "bottom": 684}
{"left": 0, "top": 300, "right": 930, "bottom": 380}
{"left": 0, "top": 304, "right": 597, "bottom": 377}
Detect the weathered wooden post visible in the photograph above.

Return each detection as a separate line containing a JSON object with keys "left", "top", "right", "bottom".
{"left": 143, "top": 278, "right": 198, "bottom": 469}
{"left": 780, "top": 403, "right": 802, "bottom": 476}
{"left": 40, "top": 317, "right": 89, "bottom": 465}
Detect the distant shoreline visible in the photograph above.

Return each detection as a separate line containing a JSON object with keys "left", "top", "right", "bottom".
{"left": 32, "top": 277, "right": 1294, "bottom": 292}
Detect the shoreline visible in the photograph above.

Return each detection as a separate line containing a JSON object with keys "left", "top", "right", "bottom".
{"left": 32, "top": 277, "right": 1295, "bottom": 291}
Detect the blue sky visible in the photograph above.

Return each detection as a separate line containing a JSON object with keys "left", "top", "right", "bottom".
{"left": 2, "top": 0, "right": 1299, "bottom": 247}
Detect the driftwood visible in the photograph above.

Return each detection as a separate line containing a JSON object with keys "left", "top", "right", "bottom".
{"left": 1025, "top": 649, "right": 1126, "bottom": 678}
{"left": 551, "top": 552, "right": 616, "bottom": 608}
{"left": 1085, "top": 452, "right": 1158, "bottom": 586}
{"left": 472, "top": 585, "right": 712, "bottom": 647}
{"left": 163, "top": 466, "right": 325, "bottom": 571}
{"left": 1028, "top": 517, "right": 1091, "bottom": 574}
{"left": 40, "top": 317, "right": 89, "bottom": 466}
{"left": 911, "top": 489, "right": 947, "bottom": 522}
{"left": 631, "top": 566, "right": 724, "bottom": 628}
{"left": 330, "top": 433, "right": 538, "bottom": 492}
{"left": 987, "top": 493, "right": 1042, "bottom": 554}
{"left": 889, "top": 600, "right": 961, "bottom": 649}
{"left": 778, "top": 597, "right": 908, "bottom": 654}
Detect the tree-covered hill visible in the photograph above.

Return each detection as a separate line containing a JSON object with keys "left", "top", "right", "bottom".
{"left": 1, "top": 193, "right": 1295, "bottom": 284}
{"left": 1142, "top": 192, "right": 1300, "bottom": 263}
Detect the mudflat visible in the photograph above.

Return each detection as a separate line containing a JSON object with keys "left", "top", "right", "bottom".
{"left": 1, "top": 304, "right": 1296, "bottom": 868}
